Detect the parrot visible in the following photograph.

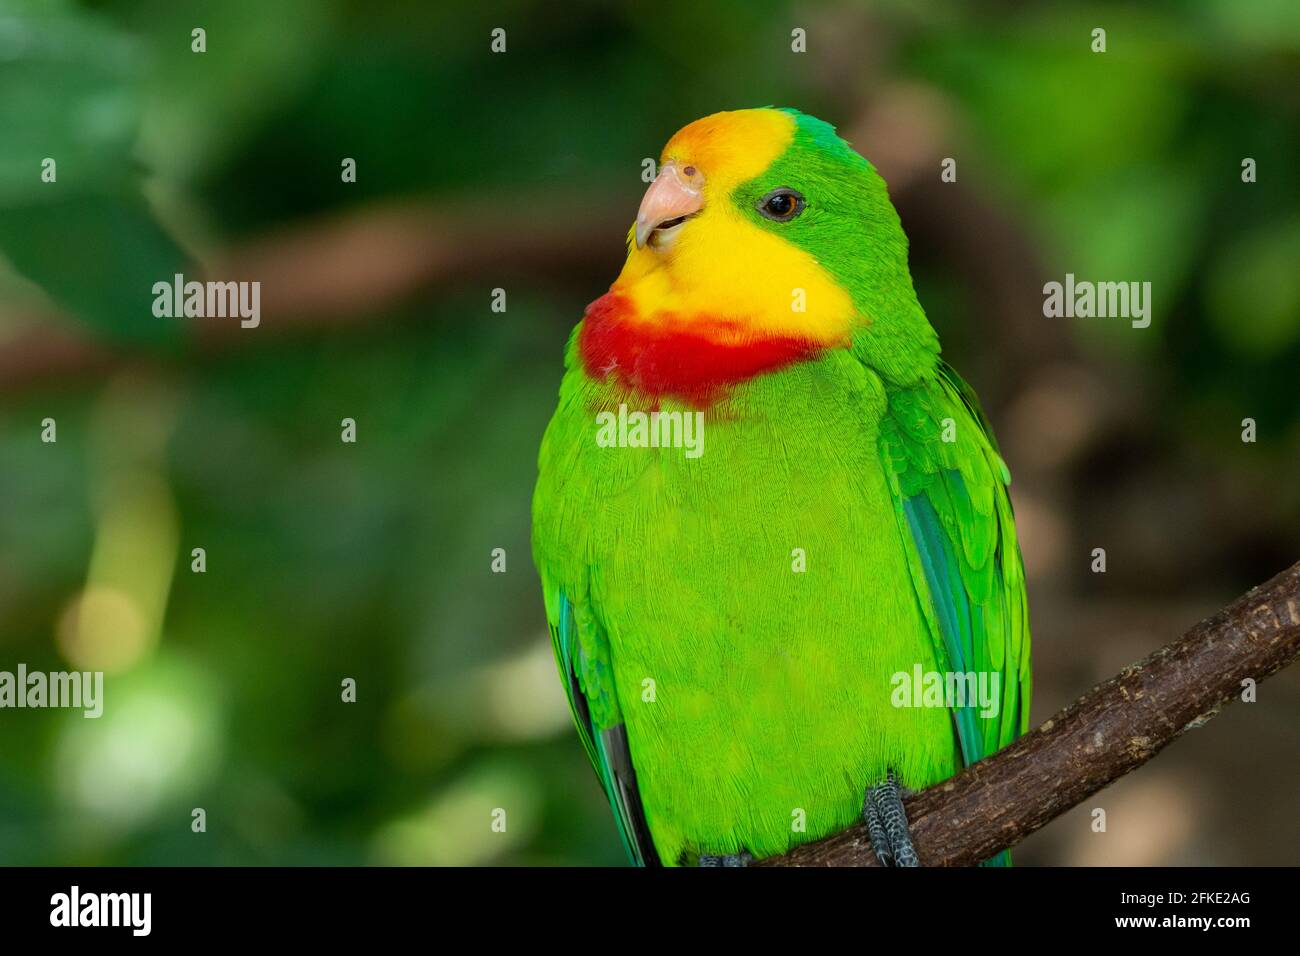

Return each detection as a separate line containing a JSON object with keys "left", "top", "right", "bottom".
{"left": 531, "top": 107, "right": 1032, "bottom": 867}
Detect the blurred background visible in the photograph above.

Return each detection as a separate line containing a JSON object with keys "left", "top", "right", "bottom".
{"left": 1, "top": 0, "right": 1298, "bottom": 865}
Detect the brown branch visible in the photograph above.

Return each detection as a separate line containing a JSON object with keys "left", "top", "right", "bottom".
{"left": 758, "top": 560, "right": 1300, "bottom": 866}
{"left": 0, "top": 195, "right": 627, "bottom": 392}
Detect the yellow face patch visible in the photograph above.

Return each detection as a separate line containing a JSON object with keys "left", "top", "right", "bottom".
{"left": 611, "top": 109, "right": 855, "bottom": 348}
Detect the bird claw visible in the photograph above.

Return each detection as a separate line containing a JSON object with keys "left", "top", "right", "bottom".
{"left": 698, "top": 851, "right": 753, "bottom": 867}
{"left": 862, "top": 769, "right": 920, "bottom": 867}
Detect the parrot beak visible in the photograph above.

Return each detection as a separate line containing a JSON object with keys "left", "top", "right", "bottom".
{"left": 634, "top": 162, "right": 705, "bottom": 249}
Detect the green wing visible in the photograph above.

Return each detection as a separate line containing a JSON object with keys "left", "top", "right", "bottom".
{"left": 879, "top": 362, "right": 1033, "bottom": 771}
{"left": 543, "top": 586, "right": 660, "bottom": 866}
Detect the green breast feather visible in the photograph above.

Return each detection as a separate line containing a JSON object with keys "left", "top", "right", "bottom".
{"left": 533, "top": 350, "right": 1032, "bottom": 865}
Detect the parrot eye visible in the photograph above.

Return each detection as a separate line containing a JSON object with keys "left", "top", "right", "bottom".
{"left": 758, "top": 187, "right": 806, "bottom": 222}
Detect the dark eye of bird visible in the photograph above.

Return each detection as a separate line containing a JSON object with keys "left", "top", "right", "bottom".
{"left": 758, "top": 187, "right": 805, "bottom": 222}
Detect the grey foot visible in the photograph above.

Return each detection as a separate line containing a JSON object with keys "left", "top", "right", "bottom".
{"left": 862, "top": 770, "right": 919, "bottom": 867}
{"left": 698, "top": 852, "right": 752, "bottom": 867}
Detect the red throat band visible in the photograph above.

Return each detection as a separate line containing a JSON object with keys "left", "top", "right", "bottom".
{"left": 578, "top": 292, "right": 827, "bottom": 407}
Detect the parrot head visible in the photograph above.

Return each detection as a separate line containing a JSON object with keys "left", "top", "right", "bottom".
{"left": 579, "top": 107, "right": 938, "bottom": 405}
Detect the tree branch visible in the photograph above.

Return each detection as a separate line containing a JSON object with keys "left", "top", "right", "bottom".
{"left": 0, "top": 196, "right": 627, "bottom": 392}
{"left": 758, "top": 560, "right": 1300, "bottom": 866}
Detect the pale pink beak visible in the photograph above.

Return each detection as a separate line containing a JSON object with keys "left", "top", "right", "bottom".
{"left": 634, "top": 161, "right": 705, "bottom": 249}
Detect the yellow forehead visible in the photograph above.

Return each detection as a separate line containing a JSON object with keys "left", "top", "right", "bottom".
{"left": 661, "top": 109, "right": 796, "bottom": 192}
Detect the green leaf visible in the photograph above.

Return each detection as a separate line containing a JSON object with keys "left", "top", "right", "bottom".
{"left": 0, "top": 193, "right": 187, "bottom": 346}
{"left": 0, "top": 3, "right": 144, "bottom": 204}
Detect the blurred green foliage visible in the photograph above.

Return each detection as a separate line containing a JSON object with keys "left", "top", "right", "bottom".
{"left": 0, "top": 0, "right": 1297, "bottom": 865}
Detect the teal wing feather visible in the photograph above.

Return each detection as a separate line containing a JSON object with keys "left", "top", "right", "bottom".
{"left": 546, "top": 589, "right": 659, "bottom": 866}
{"left": 879, "top": 363, "right": 1033, "bottom": 862}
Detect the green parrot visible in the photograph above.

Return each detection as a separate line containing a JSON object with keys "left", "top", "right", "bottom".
{"left": 532, "top": 107, "right": 1032, "bottom": 866}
